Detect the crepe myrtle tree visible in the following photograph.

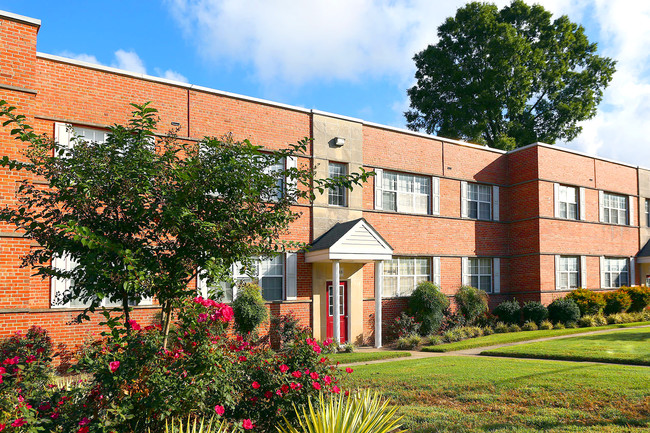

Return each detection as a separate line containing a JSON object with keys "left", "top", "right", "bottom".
{"left": 0, "top": 100, "right": 371, "bottom": 348}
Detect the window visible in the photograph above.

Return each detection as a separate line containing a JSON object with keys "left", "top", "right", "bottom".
{"left": 468, "top": 183, "right": 491, "bottom": 220}
{"left": 602, "top": 192, "right": 627, "bottom": 225}
{"left": 262, "top": 157, "right": 285, "bottom": 201}
{"left": 557, "top": 256, "right": 580, "bottom": 290}
{"left": 468, "top": 258, "right": 493, "bottom": 292}
{"left": 558, "top": 185, "right": 578, "bottom": 220}
{"left": 602, "top": 257, "right": 629, "bottom": 288}
{"left": 328, "top": 162, "right": 347, "bottom": 206}
{"left": 646, "top": 199, "right": 649, "bottom": 227}
{"left": 382, "top": 257, "right": 430, "bottom": 297}
{"left": 73, "top": 126, "right": 108, "bottom": 144}
{"left": 381, "top": 171, "right": 430, "bottom": 214}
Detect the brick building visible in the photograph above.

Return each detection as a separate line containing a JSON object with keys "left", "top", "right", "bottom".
{"left": 1, "top": 10, "right": 649, "bottom": 348}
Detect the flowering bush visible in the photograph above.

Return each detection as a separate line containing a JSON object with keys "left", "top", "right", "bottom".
{"left": 566, "top": 288, "right": 605, "bottom": 316}
{"left": 387, "top": 312, "right": 421, "bottom": 340}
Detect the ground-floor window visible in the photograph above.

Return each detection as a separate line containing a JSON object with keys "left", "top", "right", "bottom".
{"left": 602, "top": 257, "right": 629, "bottom": 288}
{"left": 382, "top": 257, "right": 430, "bottom": 297}
{"left": 557, "top": 255, "right": 580, "bottom": 290}
{"left": 468, "top": 257, "right": 493, "bottom": 292}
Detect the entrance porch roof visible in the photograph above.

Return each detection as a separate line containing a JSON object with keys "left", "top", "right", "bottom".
{"left": 636, "top": 239, "right": 650, "bottom": 263}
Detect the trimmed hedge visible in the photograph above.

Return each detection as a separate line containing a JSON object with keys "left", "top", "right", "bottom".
{"left": 565, "top": 288, "right": 605, "bottom": 316}
{"left": 493, "top": 299, "right": 521, "bottom": 324}
{"left": 548, "top": 298, "right": 580, "bottom": 324}
{"left": 408, "top": 281, "right": 450, "bottom": 335}
{"left": 522, "top": 301, "right": 548, "bottom": 325}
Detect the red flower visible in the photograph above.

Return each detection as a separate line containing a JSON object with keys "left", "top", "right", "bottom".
{"left": 345, "top": 367, "right": 353, "bottom": 374}
{"left": 320, "top": 357, "right": 327, "bottom": 363}
{"left": 332, "top": 385, "right": 341, "bottom": 394}
{"left": 242, "top": 419, "right": 254, "bottom": 430}
{"left": 279, "top": 364, "right": 289, "bottom": 373}
{"left": 290, "top": 382, "right": 299, "bottom": 390}
{"left": 281, "top": 384, "right": 289, "bottom": 393}
{"left": 109, "top": 361, "right": 120, "bottom": 373}
{"left": 275, "top": 389, "right": 282, "bottom": 397}
{"left": 0, "top": 423, "right": 5, "bottom": 431}
{"left": 77, "top": 427, "right": 89, "bottom": 433}
{"left": 25, "top": 355, "right": 36, "bottom": 364}
{"left": 252, "top": 381, "right": 260, "bottom": 389}
{"left": 214, "top": 405, "right": 225, "bottom": 416}
{"left": 128, "top": 320, "right": 141, "bottom": 331}
{"left": 323, "top": 375, "right": 332, "bottom": 385}
{"left": 11, "top": 419, "right": 26, "bottom": 427}
{"left": 265, "top": 391, "right": 273, "bottom": 399}
{"left": 239, "top": 355, "right": 247, "bottom": 362}
{"left": 312, "top": 382, "right": 321, "bottom": 390}
{"left": 310, "top": 372, "right": 319, "bottom": 380}
{"left": 291, "top": 371, "right": 302, "bottom": 378}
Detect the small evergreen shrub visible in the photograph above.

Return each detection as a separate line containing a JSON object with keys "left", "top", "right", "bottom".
{"left": 565, "top": 321, "right": 578, "bottom": 328}
{"left": 453, "top": 286, "right": 489, "bottom": 324}
{"left": 408, "top": 282, "right": 450, "bottom": 335}
{"left": 508, "top": 324, "right": 522, "bottom": 332}
{"left": 553, "top": 322, "right": 566, "bottom": 329}
{"left": 494, "top": 322, "right": 509, "bottom": 333}
{"left": 566, "top": 288, "right": 605, "bottom": 316}
{"left": 482, "top": 326, "right": 495, "bottom": 336}
{"left": 395, "top": 335, "right": 421, "bottom": 350}
{"left": 539, "top": 320, "right": 553, "bottom": 330}
{"left": 578, "top": 315, "right": 598, "bottom": 327}
{"left": 619, "top": 286, "right": 650, "bottom": 312}
{"left": 493, "top": 299, "right": 521, "bottom": 324}
{"left": 603, "top": 290, "right": 632, "bottom": 315}
{"left": 522, "top": 301, "right": 548, "bottom": 324}
{"left": 427, "top": 336, "right": 443, "bottom": 346}
{"left": 548, "top": 298, "right": 580, "bottom": 324}
{"left": 232, "top": 282, "right": 269, "bottom": 338}
{"left": 340, "top": 342, "right": 354, "bottom": 353}
{"left": 522, "top": 321, "right": 538, "bottom": 331}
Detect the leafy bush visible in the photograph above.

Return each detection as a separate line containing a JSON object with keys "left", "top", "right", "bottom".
{"left": 164, "top": 417, "right": 230, "bottom": 433}
{"left": 269, "top": 311, "right": 310, "bottom": 349}
{"left": 603, "top": 290, "right": 632, "bottom": 315}
{"left": 388, "top": 312, "right": 421, "bottom": 340}
{"left": 427, "top": 336, "right": 443, "bottom": 346}
{"left": 0, "top": 326, "right": 54, "bottom": 391}
{"left": 493, "top": 299, "right": 521, "bottom": 324}
{"left": 339, "top": 342, "right": 354, "bottom": 353}
{"left": 553, "top": 322, "right": 566, "bottom": 329}
{"left": 619, "top": 286, "right": 650, "bottom": 312}
{"left": 522, "top": 301, "right": 548, "bottom": 325}
{"left": 522, "top": 321, "right": 538, "bottom": 331}
{"left": 539, "top": 320, "right": 553, "bottom": 330}
{"left": 548, "top": 298, "right": 580, "bottom": 324}
{"left": 232, "top": 282, "right": 268, "bottom": 338}
{"left": 494, "top": 322, "right": 509, "bottom": 333}
{"left": 508, "top": 324, "right": 522, "bottom": 332}
{"left": 395, "top": 335, "right": 421, "bottom": 350}
{"left": 408, "top": 282, "right": 450, "bottom": 335}
{"left": 482, "top": 326, "right": 495, "bottom": 335}
{"left": 453, "top": 285, "right": 489, "bottom": 324}
{"left": 566, "top": 288, "right": 605, "bottom": 316}
{"left": 578, "top": 315, "right": 597, "bottom": 327}
{"left": 442, "top": 329, "right": 463, "bottom": 343}
{"left": 565, "top": 321, "right": 578, "bottom": 328}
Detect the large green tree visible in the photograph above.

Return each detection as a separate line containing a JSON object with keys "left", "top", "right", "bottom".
{"left": 0, "top": 101, "right": 370, "bottom": 348}
{"left": 405, "top": 0, "right": 616, "bottom": 150}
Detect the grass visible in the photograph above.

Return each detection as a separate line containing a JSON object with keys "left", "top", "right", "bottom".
{"left": 421, "top": 321, "right": 650, "bottom": 352}
{"left": 326, "top": 351, "right": 410, "bottom": 364}
{"left": 483, "top": 327, "right": 650, "bottom": 366}
{"left": 345, "top": 356, "right": 650, "bottom": 432}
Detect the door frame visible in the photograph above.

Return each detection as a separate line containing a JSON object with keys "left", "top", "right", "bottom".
{"left": 326, "top": 280, "right": 349, "bottom": 343}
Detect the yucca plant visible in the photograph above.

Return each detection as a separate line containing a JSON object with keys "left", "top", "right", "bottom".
{"left": 277, "top": 390, "right": 406, "bottom": 433}
{"left": 154, "top": 416, "right": 230, "bottom": 433}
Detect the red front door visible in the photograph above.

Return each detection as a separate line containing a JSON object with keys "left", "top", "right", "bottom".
{"left": 326, "top": 281, "right": 348, "bottom": 343}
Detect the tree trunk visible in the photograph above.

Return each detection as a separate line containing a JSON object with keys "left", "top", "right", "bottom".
{"left": 123, "top": 294, "right": 131, "bottom": 336}
{"left": 161, "top": 301, "right": 173, "bottom": 350}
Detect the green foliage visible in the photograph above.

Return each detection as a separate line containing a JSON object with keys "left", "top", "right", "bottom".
{"left": 395, "top": 335, "right": 421, "bottom": 350}
{"left": 405, "top": 0, "right": 616, "bottom": 150}
{"left": 0, "top": 326, "right": 54, "bottom": 391}
{"left": 492, "top": 299, "right": 521, "bottom": 324}
{"left": 161, "top": 417, "right": 230, "bottom": 433}
{"left": 277, "top": 390, "right": 405, "bottom": 433}
{"left": 553, "top": 322, "right": 566, "bottom": 330}
{"left": 522, "top": 301, "right": 548, "bottom": 325}
{"left": 548, "top": 298, "right": 581, "bottom": 324}
{"left": 453, "top": 285, "right": 489, "bottom": 324}
{"left": 539, "top": 320, "right": 554, "bottom": 330}
{"left": 522, "top": 321, "right": 538, "bottom": 331}
{"left": 494, "top": 322, "right": 509, "bottom": 333}
{"left": 566, "top": 288, "right": 605, "bottom": 316}
{"left": 619, "top": 286, "right": 650, "bottom": 312}
{"left": 388, "top": 312, "right": 421, "bottom": 340}
{"left": 268, "top": 311, "right": 309, "bottom": 350}
{"left": 231, "top": 282, "right": 268, "bottom": 338}
{"left": 603, "top": 290, "right": 632, "bottom": 315}
{"left": 408, "top": 281, "right": 450, "bottom": 335}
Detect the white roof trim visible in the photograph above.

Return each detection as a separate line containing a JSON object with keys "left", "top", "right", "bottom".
{"left": 305, "top": 219, "right": 393, "bottom": 263}
{"left": 0, "top": 10, "right": 41, "bottom": 27}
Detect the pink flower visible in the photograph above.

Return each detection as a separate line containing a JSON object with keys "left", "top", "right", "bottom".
{"left": 323, "top": 338, "right": 333, "bottom": 346}
{"left": 128, "top": 320, "right": 141, "bottom": 331}
{"left": 11, "top": 419, "right": 26, "bottom": 427}
{"left": 25, "top": 355, "right": 36, "bottom": 364}
{"left": 275, "top": 389, "right": 282, "bottom": 397}
{"left": 252, "top": 381, "right": 260, "bottom": 389}
{"left": 312, "top": 345, "right": 322, "bottom": 354}
{"left": 323, "top": 375, "right": 332, "bottom": 385}
{"left": 0, "top": 367, "right": 5, "bottom": 374}
{"left": 310, "top": 372, "right": 319, "bottom": 380}
{"left": 332, "top": 385, "right": 341, "bottom": 394}
{"left": 312, "top": 382, "right": 321, "bottom": 390}
{"left": 290, "top": 382, "right": 299, "bottom": 390}
{"left": 346, "top": 367, "right": 353, "bottom": 374}
{"left": 214, "top": 405, "right": 225, "bottom": 416}
{"left": 279, "top": 364, "right": 289, "bottom": 373}
{"left": 79, "top": 417, "right": 90, "bottom": 426}
{"left": 291, "top": 371, "right": 302, "bottom": 378}
{"left": 197, "top": 313, "right": 208, "bottom": 323}
{"left": 320, "top": 357, "right": 327, "bottom": 363}
{"left": 219, "top": 305, "right": 234, "bottom": 322}
{"left": 242, "top": 419, "right": 254, "bottom": 430}
{"left": 109, "top": 361, "right": 120, "bottom": 373}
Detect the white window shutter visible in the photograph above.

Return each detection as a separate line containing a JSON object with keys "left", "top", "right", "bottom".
{"left": 286, "top": 156, "right": 298, "bottom": 201}
{"left": 579, "top": 187, "right": 586, "bottom": 221}
{"left": 286, "top": 252, "right": 298, "bottom": 300}
{"left": 461, "top": 257, "right": 469, "bottom": 286}
{"left": 51, "top": 254, "right": 77, "bottom": 307}
{"left": 493, "top": 258, "right": 501, "bottom": 293}
{"left": 433, "top": 257, "right": 441, "bottom": 287}
{"left": 374, "top": 168, "right": 383, "bottom": 210}
{"left": 628, "top": 196, "right": 635, "bottom": 226}
{"left": 492, "top": 186, "right": 500, "bottom": 221}
{"left": 600, "top": 256, "right": 605, "bottom": 288}
{"left": 555, "top": 255, "right": 561, "bottom": 290}
{"left": 553, "top": 183, "right": 561, "bottom": 218}
{"left": 196, "top": 271, "right": 209, "bottom": 298}
{"left": 580, "top": 256, "right": 587, "bottom": 289}
{"left": 54, "top": 122, "right": 72, "bottom": 154}
{"left": 599, "top": 191, "right": 605, "bottom": 222}
{"left": 431, "top": 177, "right": 440, "bottom": 216}
{"left": 629, "top": 257, "right": 636, "bottom": 286}
{"left": 460, "top": 181, "right": 468, "bottom": 218}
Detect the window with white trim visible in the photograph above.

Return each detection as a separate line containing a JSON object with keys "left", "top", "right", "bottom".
{"left": 602, "top": 192, "right": 628, "bottom": 225}
{"left": 381, "top": 171, "right": 430, "bottom": 214}
{"left": 262, "top": 157, "right": 285, "bottom": 201}
{"left": 468, "top": 258, "right": 493, "bottom": 292}
{"left": 73, "top": 126, "right": 108, "bottom": 144}
{"left": 468, "top": 183, "right": 491, "bottom": 220}
{"left": 328, "top": 162, "right": 347, "bottom": 207}
{"left": 603, "top": 257, "right": 629, "bottom": 288}
{"left": 382, "top": 257, "right": 430, "bottom": 297}
{"left": 557, "top": 256, "right": 580, "bottom": 290}
{"left": 645, "top": 199, "right": 649, "bottom": 227}
{"left": 558, "top": 185, "right": 578, "bottom": 220}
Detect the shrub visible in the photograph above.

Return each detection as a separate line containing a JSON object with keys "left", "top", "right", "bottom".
{"left": 565, "top": 321, "right": 578, "bottom": 328}
{"left": 548, "top": 298, "right": 580, "bottom": 324}
{"left": 493, "top": 299, "right": 521, "bottom": 324}
{"left": 464, "top": 326, "right": 484, "bottom": 338}
{"left": 508, "top": 324, "right": 522, "bottom": 332}
{"left": 594, "top": 314, "right": 608, "bottom": 326}
{"left": 494, "top": 322, "right": 509, "bottom": 333}
{"left": 522, "top": 301, "right": 548, "bottom": 325}
{"left": 522, "top": 321, "right": 538, "bottom": 331}
{"left": 619, "top": 286, "right": 650, "bottom": 312}
{"left": 269, "top": 311, "right": 310, "bottom": 349}
{"left": 232, "top": 282, "right": 268, "bottom": 338}
{"left": 0, "top": 325, "right": 54, "bottom": 391}
{"left": 453, "top": 285, "right": 489, "bottom": 324}
{"left": 578, "top": 315, "right": 597, "bottom": 327}
{"left": 539, "top": 320, "right": 554, "bottom": 330}
{"left": 408, "top": 281, "right": 450, "bottom": 335}
{"left": 388, "top": 312, "right": 421, "bottom": 340}
{"left": 439, "top": 308, "right": 467, "bottom": 332}
{"left": 603, "top": 290, "right": 632, "bottom": 315}
{"left": 395, "top": 335, "right": 421, "bottom": 350}
{"left": 164, "top": 417, "right": 230, "bottom": 433}
{"left": 427, "top": 336, "right": 443, "bottom": 346}
{"left": 482, "top": 326, "right": 495, "bottom": 335}
{"left": 566, "top": 288, "right": 605, "bottom": 316}
{"left": 339, "top": 342, "right": 354, "bottom": 353}
{"left": 553, "top": 322, "right": 566, "bottom": 329}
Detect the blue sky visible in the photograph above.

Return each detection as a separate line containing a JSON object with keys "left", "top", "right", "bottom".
{"left": 3, "top": 1, "right": 650, "bottom": 167}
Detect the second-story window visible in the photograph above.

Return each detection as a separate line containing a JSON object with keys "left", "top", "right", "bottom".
{"left": 328, "top": 162, "right": 347, "bottom": 207}
{"left": 602, "top": 192, "right": 627, "bottom": 225}
{"left": 558, "top": 185, "right": 578, "bottom": 220}
{"left": 646, "top": 199, "right": 649, "bottom": 227}
{"left": 381, "top": 171, "right": 430, "bottom": 214}
{"left": 468, "top": 183, "right": 492, "bottom": 220}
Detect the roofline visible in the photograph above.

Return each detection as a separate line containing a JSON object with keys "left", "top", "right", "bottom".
{"left": 0, "top": 10, "right": 41, "bottom": 27}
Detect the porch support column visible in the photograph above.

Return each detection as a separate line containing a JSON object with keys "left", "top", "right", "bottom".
{"left": 332, "top": 260, "right": 341, "bottom": 344}
{"left": 374, "top": 260, "right": 383, "bottom": 348}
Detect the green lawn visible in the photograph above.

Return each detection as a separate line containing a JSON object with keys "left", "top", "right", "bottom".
{"left": 483, "top": 327, "right": 650, "bottom": 366}
{"left": 421, "top": 322, "right": 650, "bottom": 352}
{"left": 345, "top": 356, "right": 650, "bottom": 432}
{"left": 327, "top": 351, "right": 410, "bottom": 364}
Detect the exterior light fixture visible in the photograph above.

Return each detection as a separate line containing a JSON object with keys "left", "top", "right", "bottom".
{"left": 332, "top": 137, "right": 345, "bottom": 147}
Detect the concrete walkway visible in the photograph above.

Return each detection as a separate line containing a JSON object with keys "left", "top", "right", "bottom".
{"left": 339, "top": 324, "right": 650, "bottom": 367}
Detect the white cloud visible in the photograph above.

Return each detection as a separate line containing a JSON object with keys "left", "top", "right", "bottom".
{"left": 57, "top": 51, "right": 101, "bottom": 65}
{"left": 155, "top": 68, "right": 189, "bottom": 83}
{"left": 111, "top": 49, "right": 147, "bottom": 74}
